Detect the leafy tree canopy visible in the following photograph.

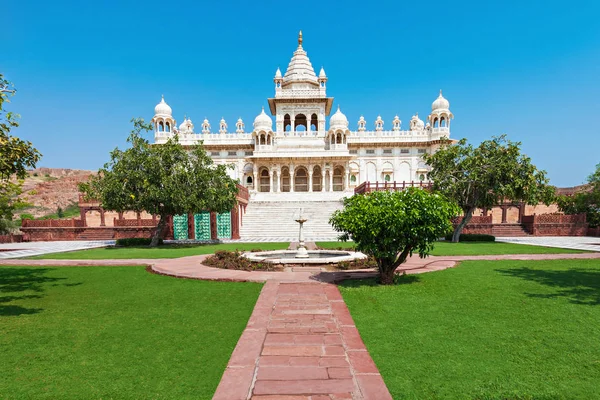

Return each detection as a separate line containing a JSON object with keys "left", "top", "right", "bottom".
{"left": 423, "top": 135, "right": 554, "bottom": 242}
{"left": 81, "top": 119, "right": 239, "bottom": 246}
{"left": 329, "top": 189, "right": 459, "bottom": 285}
{"left": 557, "top": 163, "right": 600, "bottom": 227}
{"left": 0, "top": 74, "right": 41, "bottom": 234}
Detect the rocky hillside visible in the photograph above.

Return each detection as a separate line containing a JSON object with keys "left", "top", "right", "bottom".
{"left": 16, "top": 168, "right": 95, "bottom": 218}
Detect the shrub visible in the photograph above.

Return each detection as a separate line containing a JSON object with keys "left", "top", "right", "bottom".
{"left": 115, "top": 238, "right": 163, "bottom": 247}
{"left": 204, "top": 250, "right": 280, "bottom": 271}
{"left": 444, "top": 233, "right": 495, "bottom": 242}
{"left": 337, "top": 256, "right": 378, "bottom": 270}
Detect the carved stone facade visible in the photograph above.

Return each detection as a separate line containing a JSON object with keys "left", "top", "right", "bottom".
{"left": 153, "top": 32, "right": 453, "bottom": 196}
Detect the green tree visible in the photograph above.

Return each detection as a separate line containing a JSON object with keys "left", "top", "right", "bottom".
{"left": 0, "top": 74, "right": 41, "bottom": 233}
{"left": 57, "top": 206, "right": 64, "bottom": 218}
{"left": 423, "top": 135, "right": 554, "bottom": 242}
{"left": 81, "top": 118, "right": 239, "bottom": 246}
{"left": 329, "top": 189, "right": 459, "bottom": 285}
{"left": 557, "top": 163, "right": 600, "bottom": 227}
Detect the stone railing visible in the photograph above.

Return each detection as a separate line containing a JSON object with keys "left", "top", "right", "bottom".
{"left": 22, "top": 219, "right": 85, "bottom": 228}
{"left": 452, "top": 215, "right": 493, "bottom": 225}
{"left": 114, "top": 218, "right": 157, "bottom": 227}
{"left": 524, "top": 214, "right": 587, "bottom": 224}
{"left": 354, "top": 181, "right": 433, "bottom": 194}
{"left": 236, "top": 183, "right": 249, "bottom": 202}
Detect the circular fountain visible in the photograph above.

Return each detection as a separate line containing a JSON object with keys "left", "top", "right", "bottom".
{"left": 243, "top": 208, "right": 366, "bottom": 265}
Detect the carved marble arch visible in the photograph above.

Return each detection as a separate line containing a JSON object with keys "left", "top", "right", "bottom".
{"left": 284, "top": 114, "right": 291, "bottom": 132}
{"left": 165, "top": 122, "right": 171, "bottom": 132}
{"left": 433, "top": 117, "right": 439, "bottom": 128}
{"left": 312, "top": 165, "right": 322, "bottom": 191}
{"left": 158, "top": 121, "right": 164, "bottom": 132}
{"left": 332, "top": 166, "right": 344, "bottom": 192}
{"left": 310, "top": 113, "right": 318, "bottom": 131}
{"left": 295, "top": 114, "right": 307, "bottom": 131}
{"left": 259, "top": 167, "right": 270, "bottom": 192}
{"left": 440, "top": 116, "right": 447, "bottom": 127}
{"left": 294, "top": 166, "right": 309, "bottom": 192}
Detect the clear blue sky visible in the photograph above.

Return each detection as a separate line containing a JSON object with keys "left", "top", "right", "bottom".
{"left": 4, "top": 0, "right": 599, "bottom": 187}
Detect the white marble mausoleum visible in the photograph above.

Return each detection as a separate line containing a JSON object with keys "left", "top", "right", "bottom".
{"left": 152, "top": 32, "right": 453, "bottom": 198}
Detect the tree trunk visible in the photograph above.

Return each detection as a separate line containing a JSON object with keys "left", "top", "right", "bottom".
{"left": 150, "top": 214, "right": 167, "bottom": 247}
{"left": 378, "top": 248, "right": 411, "bottom": 285}
{"left": 452, "top": 207, "right": 476, "bottom": 243}
{"left": 379, "top": 267, "right": 396, "bottom": 285}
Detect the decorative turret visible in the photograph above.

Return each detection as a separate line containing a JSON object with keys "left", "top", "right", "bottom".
{"left": 357, "top": 116, "right": 366, "bottom": 132}
{"left": 428, "top": 90, "right": 453, "bottom": 129}
{"left": 318, "top": 67, "right": 327, "bottom": 89}
{"left": 219, "top": 117, "right": 228, "bottom": 134}
{"left": 392, "top": 115, "right": 401, "bottom": 131}
{"left": 281, "top": 31, "right": 319, "bottom": 88}
{"left": 236, "top": 118, "right": 244, "bottom": 133}
{"left": 409, "top": 113, "right": 425, "bottom": 131}
{"left": 152, "top": 95, "right": 176, "bottom": 134}
{"left": 178, "top": 117, "right": 194, "bottom": 134}
{"left": 274, "top": 67, "right": 283, "bottom": 91}
{"left": 201, "top": 118, "right": 211, "bottom": 134}
{"left": 375, "top": 115, "right": 384, "bottom": 131}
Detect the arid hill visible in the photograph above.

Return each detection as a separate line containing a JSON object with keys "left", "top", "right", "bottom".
{"left": 15, "top": 168, "right": 95, "bottom": 218}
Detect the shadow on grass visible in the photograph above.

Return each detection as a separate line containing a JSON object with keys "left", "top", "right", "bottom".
{"left": 0, "top": 267, "right": 72, "bottom": 316}
{"left": 496, "top": 267, "right": 600, "bottom": 306}
{"left": 338, "top": 274, "right": 421, "bottom": 288}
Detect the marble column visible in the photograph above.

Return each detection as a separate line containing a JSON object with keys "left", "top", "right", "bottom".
{"left": 329, "top": 170, "right": 334, "bottom": 192}
{"left": 321, "top": 169, "right": 326, "bottom": 192}
{"left": 290, "top": 164, "right": 294, "bottom": 192}
{"left": 308, "top": 170, "right": 313, "bottom": 192}
{"left": 269, "top": 170, "right": 273, "bottom": 193}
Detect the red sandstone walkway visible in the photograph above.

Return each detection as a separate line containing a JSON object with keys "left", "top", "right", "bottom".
{"left": 213, "top": 280, "right": 392, "bottom": 400}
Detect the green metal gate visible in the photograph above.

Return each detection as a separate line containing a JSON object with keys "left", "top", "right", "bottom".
{"left": 216, "top": 211, "right": 231, "bottom": 239}
{"left": 194, "top": 212, "right": 211, "bottom": 240}
{"left": 173, "top": 214, "right": 188, "bottom": 240}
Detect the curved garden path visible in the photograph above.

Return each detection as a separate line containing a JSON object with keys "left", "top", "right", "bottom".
{"left": 3, "top": 252, "right": 600, "bottom": 399}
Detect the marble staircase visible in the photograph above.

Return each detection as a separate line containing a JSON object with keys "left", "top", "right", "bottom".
{"left": 239, "top": 197, "right": 346, "bottom": 241}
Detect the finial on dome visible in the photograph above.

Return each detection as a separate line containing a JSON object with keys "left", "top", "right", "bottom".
{"left": 298, "top": 30, "right": 303, "bottom": 46}
{"left": 439, "top": 89, "right": 443, "bottom": 96}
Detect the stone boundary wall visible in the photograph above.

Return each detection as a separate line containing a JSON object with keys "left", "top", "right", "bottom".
{"left": 588, "top": 227, "right": 600, "bottom": 237}
{"left": 0, "top": 234, "right": 25, "bottom": 243}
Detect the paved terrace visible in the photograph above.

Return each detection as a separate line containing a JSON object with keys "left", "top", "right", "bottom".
{"left": 2, "top": 249, "right": 600, "bottom": 399}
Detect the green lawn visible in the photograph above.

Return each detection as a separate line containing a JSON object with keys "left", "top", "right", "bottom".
{"left": 0, "top": 266, "right": 262, "bottom": 399}
{"left": 340, "top": 259, "right": 600, "bottom": 399}
{"left": 28, "top": 242, "right": 290, "bottom": 259}
{"left": 317, "top": 240, "right": 586, "bottom": 255}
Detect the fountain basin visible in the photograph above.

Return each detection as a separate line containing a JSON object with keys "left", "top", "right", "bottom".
{"left": 243, "top": 250, "right": 367, "bottom": 264}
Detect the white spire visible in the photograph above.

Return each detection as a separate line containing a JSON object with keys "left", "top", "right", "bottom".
{"left": 282, "top": 31, "right": 318, "bottom": 86}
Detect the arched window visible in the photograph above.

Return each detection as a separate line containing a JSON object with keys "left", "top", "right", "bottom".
{"left": 441, "top": 117, "right": 447, "bottom": 127}
{"left": 284, "top": 114, "right": 291, "bottom": 132}
{"left": 165, "top": 122, "right": 170, "bottom": 132}
{"left": 336, "top": 133, "right": 342, "bottom": 144}
{"left": 158, "top": 121, "right": 164, "bottom": 132}
{"left": 294, "top": 114, "right": 307, "bottom": 131}
{"left": 259, "top": 168, "right": 270, "bottom": 192}
{"left": 321, "top": 81, "right": 324, "bottom": 87}
{"left": 260, "top": 134, "right": 266, "bottom": 145}
{"left": 419, "top": 174, "right": 425, "bottom": 181}
{"left": 350, "top": 175, "right": 357, "bottom": 183}
{"left": 384, "top": 174, "right": 391, "bottom": 182}
{"left": 433, "top": 118, "right": 439, "bottom": 128}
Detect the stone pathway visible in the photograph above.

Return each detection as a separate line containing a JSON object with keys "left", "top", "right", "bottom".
{"left": 0, "top": 240, "right": 114, "bottom": 259}
{"left": 213, "top": 281, "right": 392, "bottom": 400}
{"left": 497, "top": 236, "right": 600, "bottom": 253}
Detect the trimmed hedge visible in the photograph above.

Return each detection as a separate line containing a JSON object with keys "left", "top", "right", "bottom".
{"left": 444, "top": 234, "right": 495, "bottom": 242}
{"left": 115, "top": 238, "right": 163, "bottom": 247}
